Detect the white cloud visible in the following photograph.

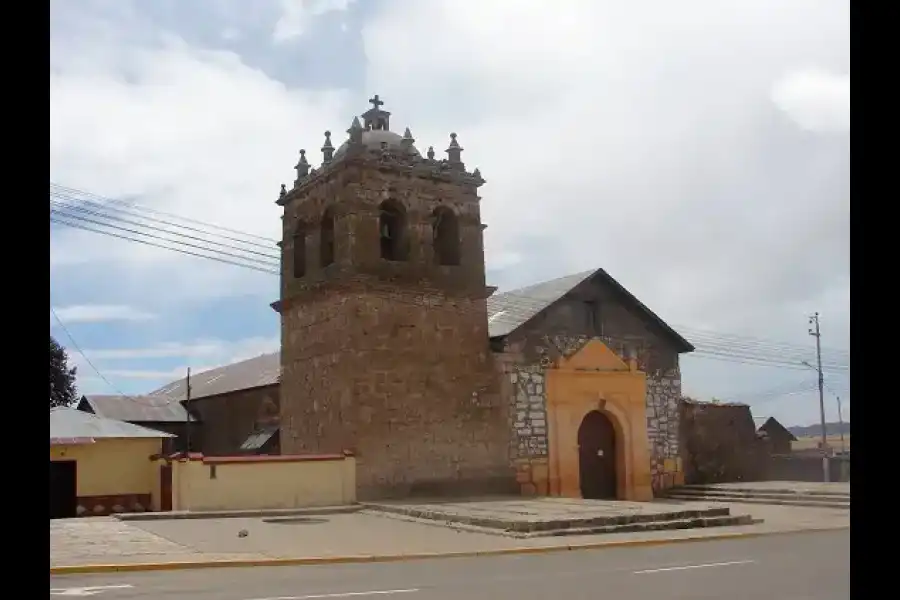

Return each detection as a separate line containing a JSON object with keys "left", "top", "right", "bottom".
{"left": 771, "top": 69, "right": 850, "bottom": 133}
{"left": 50, "top": 33, "right": 351, "bottom": 308}
{"left": 51, "top": 304, "right": 155, "bottom": 324}
{"left": 272, "top": 0, "right": 356, "bottom": 43}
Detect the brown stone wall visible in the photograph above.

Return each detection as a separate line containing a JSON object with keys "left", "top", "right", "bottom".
{"left": 280, "top": 287, "right": 514, "bottom": 500}
{"left": 189, "top": 385, "right": 280, "bottom": 456}
{"left": 679, "top": 399, "right": 767, "bottom": 484}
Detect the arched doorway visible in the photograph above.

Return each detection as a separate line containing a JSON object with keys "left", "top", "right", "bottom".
{"left": 577, "top": 410, "right": 617, "bottom": 499}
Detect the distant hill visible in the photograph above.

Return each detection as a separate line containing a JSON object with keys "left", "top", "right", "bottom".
{"left": 788, "top": 421, "right": 850, "bottom": 438}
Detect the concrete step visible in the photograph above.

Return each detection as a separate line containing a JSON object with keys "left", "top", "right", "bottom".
{"left": 664, "top": 494, "right": 849, "bottom": 510}
{"left": 363, "top": 503, "right": 743, "bottom": 535}
{"left": 363, "top": 506, "right": 757, "bottom": 539}
{"left": 668, "top": 488, "right": 850, "bottom": 503}
{"left": 676, "top": 485, "right": 850, "bottom": 499}
{"left": 518, "top": 514, "right": 757, "bottom": 539}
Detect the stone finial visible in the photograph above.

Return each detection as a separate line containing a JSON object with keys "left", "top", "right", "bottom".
{"left": 347, "top": 116, "right": 363, "bottom": 146}
{"left": 426, "top": 146, "right": 435, "bottom": 160}
{"left": 321, "top": 131, "right": 334, "bottom": 164}
{"left": 401, "top": 127, "right": 416, "bottom": 154}
{"left": 294, "top": 149, "right": 310, "bottom": 182}
{"left": 279, "top": 183, "right": 287, "bottom": 199}
{"left": 472, "top": 168, "right": 482, "bottom": 179}
{"left": 445, "top": 132, "right": 463, "bottom": 164}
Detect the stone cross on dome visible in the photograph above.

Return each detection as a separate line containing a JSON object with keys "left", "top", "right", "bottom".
{"left": 361, "top": 93, "right": 391, "bottom": 131}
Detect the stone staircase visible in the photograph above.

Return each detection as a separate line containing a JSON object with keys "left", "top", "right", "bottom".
{"left": 362, "top": 501, "right": 757, "bottom": 539}
{"left": 663, "top": 484, "right": 850, "bottom": 510}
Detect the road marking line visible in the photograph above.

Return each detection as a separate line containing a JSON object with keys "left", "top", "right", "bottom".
{"left": 50, "top": 584, "right": 134, "bottom": 596}
{"left": 633, "top": 560, "right": 755, "bottom": 574}
{"left": 249, "top": 589, "right": 419, "bottom": 600}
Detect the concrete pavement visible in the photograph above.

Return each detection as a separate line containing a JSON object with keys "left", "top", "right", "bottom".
{"left": 50, "top": 501, "right": 849, "bottom": 572}
{"left": 50, "top": 529, "right": 850, "bottom": 599}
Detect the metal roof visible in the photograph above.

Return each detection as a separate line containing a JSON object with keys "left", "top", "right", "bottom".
{"left": 143, "top": 268, "right": 692, "bottom": 403}
{"left": 487, "top": 270, "right": 596, "bottom": 338}
{"left": 239, "top": 425, "right": 279, "bottom": 451}
{"left": 79, "top": 394, "right": 195, "bottom": 423}
{"left": 487, "top": 268, "right": 694, "bottom": 353}
{"left": 50, "top": 406, "right": 175, "bottom": 441}
{"left": 149, "top": 352, "right": 281, "bottom": 402}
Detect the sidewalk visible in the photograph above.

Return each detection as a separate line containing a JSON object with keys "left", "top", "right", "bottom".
{"left": 50, "top": 502, "right": 849, "bottom": 573}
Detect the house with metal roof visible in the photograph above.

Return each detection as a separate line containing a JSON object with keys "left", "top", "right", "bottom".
{"left": 75, "top": 394, "right": 195, "bottom": 454}
{"left": 50, "top": 407, "right": 173, "bottom": 518}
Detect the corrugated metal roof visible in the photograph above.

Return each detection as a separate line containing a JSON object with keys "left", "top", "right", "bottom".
{"left": 79, "top": 394, "right": 195, "bottom": 423}
{"left": 50, "top": 406, "right": 175, "bottom": 440}
{"left": 487, "top": 269, "right": 596, "bottom": 337}
{"left": 239, "top": 425, "right": 279, "bottom": 451}
{"left": 149, "top": 352, "right": 281, "bottom": 402}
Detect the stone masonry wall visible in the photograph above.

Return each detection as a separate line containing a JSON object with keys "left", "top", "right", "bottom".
{"left": 280, "top": 288, "right": 514, "bottom": 500}
{"left": 645, "top": 371, "right": 684, "bottom": 491}
{"left": 497, "top": 335, "right": 593, "bottom": 496}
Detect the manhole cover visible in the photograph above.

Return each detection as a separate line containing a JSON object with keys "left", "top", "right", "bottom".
{"left": 261, "top": 516, "right": 329, "bottom": 525}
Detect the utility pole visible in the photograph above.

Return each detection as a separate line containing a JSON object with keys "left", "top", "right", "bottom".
{"left": 808, "top": 312, "right": 829, "bottom": 482}
{"left": 184, "top": 368, "right": 192, "bottom": 454}
{"left": 836, "top": 395, "right": 846, "bottom": 453}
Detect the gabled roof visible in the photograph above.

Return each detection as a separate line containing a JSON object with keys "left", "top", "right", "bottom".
{"left": 487, "top": 268, "right": 694, "bottom": 353}
{"left": 757, "top": 416, "right": 798, "bottom": 441}
{"left": 150, "top": 352, "right": 281, "bottom": 402}
{"left": 50, "top": 406, "right": 175, "bottom": 443}
{"left": 78, "top": 394, "right": 195, "bottom": 423}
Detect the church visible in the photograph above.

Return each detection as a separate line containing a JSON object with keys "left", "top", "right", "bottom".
{"left": 270, "top": 95, "right": 694, "bottom": 501}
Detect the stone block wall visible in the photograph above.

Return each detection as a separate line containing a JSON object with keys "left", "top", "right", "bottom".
{"left": 280, "top": 287, "right": 514, "bottom": 499}
{"left": 645, "top": 371, "right": 684, "bottom": 492}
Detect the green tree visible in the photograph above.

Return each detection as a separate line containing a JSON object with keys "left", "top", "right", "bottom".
{"left": 50, "top": 335, "right": 77, "bottom": 407}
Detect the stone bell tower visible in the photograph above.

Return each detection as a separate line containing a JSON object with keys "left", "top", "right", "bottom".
{"left": 273, "top": 95, "right": 513, "bottom": 500}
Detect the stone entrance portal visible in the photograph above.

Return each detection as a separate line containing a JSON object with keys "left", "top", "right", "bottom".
{"left": 577, "top": 410, "right": 617, "bottom": 499}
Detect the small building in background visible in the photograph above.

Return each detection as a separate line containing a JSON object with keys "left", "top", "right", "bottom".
{"left": 76, "top": 394, "right": 196, "bottom": 454}
{"left": 50, "top": 406, "right": 174, "bottom": 518}
{"left": 756, "top": 416, "right": 798, "bottom": 455}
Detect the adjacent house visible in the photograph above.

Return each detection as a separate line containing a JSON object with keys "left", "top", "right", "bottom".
{"left": 76, "top": 394, "right": 196, "bottom": 453}
{"left": 757, "top": 416, "right": 798, "bottom": 455}
{"left": 50, "top": 406, "right": 174, "bottom": 518}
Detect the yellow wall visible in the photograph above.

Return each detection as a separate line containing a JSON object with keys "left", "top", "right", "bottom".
{"left": 50, "top": 438, "right": 162, "bottom": 508}
{"left": 544, "top": 340, "right": 654, "bottom": 501}
{"left": 168, "top": 455, "right": 356, "bottom": 511}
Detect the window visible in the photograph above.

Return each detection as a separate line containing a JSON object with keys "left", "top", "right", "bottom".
{"left": 432, "top": 206, "right": 461, "bottom": 266}
{"left": 379, "top": 200, "right": 409, "bottom": 261}
{"left": 292, "top": 221, "right": 307, "bottom": 278}
{"left": 320, "top": 206, "right": 335, "bottom": 267}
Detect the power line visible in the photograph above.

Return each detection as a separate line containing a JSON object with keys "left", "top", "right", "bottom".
{"left": 50, "top": 182, "right": 276, "bottom": 244}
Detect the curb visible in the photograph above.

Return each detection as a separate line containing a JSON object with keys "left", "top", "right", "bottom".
{"left": 50, "top": 525, "right": 849, "bottom": 576}
{"left": 115, "top": 505, "right": 361, "bottom": 521}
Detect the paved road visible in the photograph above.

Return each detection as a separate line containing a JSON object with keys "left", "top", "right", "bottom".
{"left": 50, "top": 530, "right": 848, "bottom": 599}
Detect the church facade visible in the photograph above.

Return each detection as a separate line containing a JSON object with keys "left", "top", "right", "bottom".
{"left": 270, "top": 96, "right": 695, "bottom": 500}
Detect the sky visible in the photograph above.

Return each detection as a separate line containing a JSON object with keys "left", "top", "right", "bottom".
{"left": 49, "top": 0, "right": 850, "bottom": 427}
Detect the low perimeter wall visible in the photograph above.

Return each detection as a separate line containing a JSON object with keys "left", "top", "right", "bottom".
{"left": 166, "top": 452, "right": 356, "bottom": 511}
